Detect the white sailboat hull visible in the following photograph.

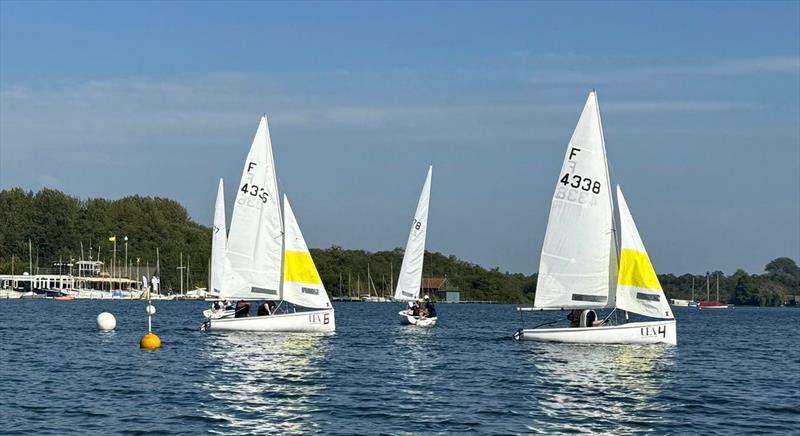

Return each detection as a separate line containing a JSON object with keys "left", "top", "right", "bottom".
{"left": 205, "top": 308, "right": 335, "bottom": 333}
{"left": 513, "top": 319, "right": 676, "bottom": 345}
{"left": 398, "top": 310, "right": 437, "bottom": 327}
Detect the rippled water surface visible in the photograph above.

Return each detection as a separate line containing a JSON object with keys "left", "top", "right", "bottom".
{"left": 1, "top": 302, "right": 798, "bottom": 434}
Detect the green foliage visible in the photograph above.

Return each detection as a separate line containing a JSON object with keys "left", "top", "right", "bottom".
{"left": 310, "top": 246, "right": 536, "bottom": 304}
{"left": 0, "top": 188, "right": 211, "bottom": 292}
{"left": 0, "top": 187, "right": 795, "bottom": 305}
{"left": 659, "top": 261, "right": 798, "bottom": 307}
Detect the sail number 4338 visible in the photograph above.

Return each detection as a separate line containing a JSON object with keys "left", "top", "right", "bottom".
{"left": 560, "top": 173, "right": 601, "bottom": 194}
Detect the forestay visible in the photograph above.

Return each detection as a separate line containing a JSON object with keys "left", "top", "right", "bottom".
{"left": 282, "top": 195, "right": 332, "bottom": 309}
{"left": 534, "top": 91, "right": 617, "bottom": 309}
{"left": 222, "top": 116, "right": 283, "bottom": 300}
{"left": 614, "top": 186, "right": 673, "bottom": 319}
{"left": 210, "top": 178, "right": 227, "bottom": 296}
{"left": 394, "top": 166, "right": 432, "bottom": 302}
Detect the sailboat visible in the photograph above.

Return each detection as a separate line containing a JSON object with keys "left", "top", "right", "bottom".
{"left": 698, "top": 273, "right": 730, "bottom": 309}
{"left": 202, "top": 116, "right": 335, "bottom": 333}
{"left": 394, "top": 166, "right": 436, "bottom": 326}
{"left": 513, "top": 91, "right": 676, "bottom": 345}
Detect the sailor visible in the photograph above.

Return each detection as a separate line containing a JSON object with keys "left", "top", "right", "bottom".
{"left": 257, "top": 302, "right": 270, "bottom": 316}
{"left": 234, "top": 301, "right": 250, "bottom": 318}
{"left": 411, "top": 300, "right": 421, "bottom": 317}
{"left": 423, "top": 295, "right": 437, "bottom": 317}
{"left": 567, "top": 310, "right": 581, "bottom": 327}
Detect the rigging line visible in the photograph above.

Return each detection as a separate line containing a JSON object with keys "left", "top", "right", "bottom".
{"left": 601, "top": 308, "right": 617, "bottom": 325}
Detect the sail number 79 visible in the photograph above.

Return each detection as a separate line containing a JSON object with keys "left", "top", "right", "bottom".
{"left": 560, "top": 173, "right": 601, "bottom": 194}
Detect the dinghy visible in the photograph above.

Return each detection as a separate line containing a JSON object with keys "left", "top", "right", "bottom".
{"left": 202, "top": 116, "right": 335, "bottom": 333}
{"left": 394, "top": 166, "right": 437, "bottom": 327}
{"left": 514, "top": 91, "right": 676, "bottom": 345}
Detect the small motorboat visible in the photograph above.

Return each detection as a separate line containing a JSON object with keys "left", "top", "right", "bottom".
{"left": 54, "top": 295, "right": 75, "bottom": 301}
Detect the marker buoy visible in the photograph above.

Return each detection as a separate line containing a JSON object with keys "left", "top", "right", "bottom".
{"left": 96, "top": 312, "right": 116, "bottom": 331}
{"left": 140, "top": 300, "right": 160, "bottom": 349}
{"left": 139, "top": 332, "right": 161, "bottom": 349}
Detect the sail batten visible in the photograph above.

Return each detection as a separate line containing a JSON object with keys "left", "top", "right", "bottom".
{"left": 394, "top": 166, "right": 432, "bottom": 302}
{"left": 534, "top": 91, "right": 615, "bottom": 309}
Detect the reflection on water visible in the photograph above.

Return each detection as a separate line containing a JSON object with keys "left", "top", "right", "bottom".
{"left": 199, "top": 333, "right": 331, "bottom": 435}
{"left": 525, "top": 344, "right": 675, "bottom": 434}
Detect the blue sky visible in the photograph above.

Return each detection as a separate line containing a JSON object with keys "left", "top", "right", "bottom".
{"left": 1, "top": 1, "right": 798, "bottom": 275}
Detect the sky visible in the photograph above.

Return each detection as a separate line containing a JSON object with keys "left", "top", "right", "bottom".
{"left": 1, "top": 1, "right": 798, "bottom": 275}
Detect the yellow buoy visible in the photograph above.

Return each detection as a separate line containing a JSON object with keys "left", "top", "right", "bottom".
{"left": 139, "top": 332, "right": 161, "bottom": 349}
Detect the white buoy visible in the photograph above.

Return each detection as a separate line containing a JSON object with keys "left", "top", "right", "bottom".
{"left": 97, "top": 312, "right": 117, "bottom": 331}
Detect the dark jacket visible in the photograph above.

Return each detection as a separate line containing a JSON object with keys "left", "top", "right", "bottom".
{"left": 425, "top": 301, "right": 437, "bottom": 317}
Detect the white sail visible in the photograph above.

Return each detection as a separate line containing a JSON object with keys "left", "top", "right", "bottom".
{"left": 614, "top": 186, "right": 673, "bottom": 319}
{"left": 534, "top": 91, "right": 616, "bottom": 309}
{"left": 210, "top": 178, "right": 227, "bottom": 296}
{"left": 222, "top": 116, "right": 283, "bottom": 300}
{"left": 282, "top": 195, "right": 332, "bottom": 309}
{"left": 394, "top": 166, "right": 432, "bottom": 301}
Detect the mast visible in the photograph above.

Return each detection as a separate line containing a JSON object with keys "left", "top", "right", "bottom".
{"left": 156, "top": 247, "right": 161, "bottom": 296}
{"left": 595, "top": 90, "right": 620, "bottom": 305}
{"left": 716, "top": 273, "right": 720, "bottom": 302}
{"left": 706, "top": 272, "right": 710, "bottom": 301}
{"left": 691, "top": 276, "right": 695, "bottom": 301}
{"left": 177, "top": 252, "right": 185, "bottom": 296}
{"left": 268, "top": 115, "right": 286, "bottom": 303}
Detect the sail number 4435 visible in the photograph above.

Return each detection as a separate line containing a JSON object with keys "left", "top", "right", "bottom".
{"left": 560, "top": 173, "right": 601, "bottom": 194}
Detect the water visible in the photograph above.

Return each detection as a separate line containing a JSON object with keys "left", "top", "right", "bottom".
{"left": 1, "top": 302, "right": 798, "bottom": 435}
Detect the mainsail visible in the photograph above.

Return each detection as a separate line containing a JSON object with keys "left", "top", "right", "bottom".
{"left": 210, "top": 178, "right": 227, "bottom": 296}
{"left": 394, "top": 166, "right": 433, "bottom": 302}
{"left": 534, "top": 91, "right": 616, "bottom": 309}
{"left": 222, "top": 116, "right": 283, "bottom": 300}
{"left": 614, "top": 186, "right": 673, "bottom": 319}
{"left": 282, "top": 195, "right": 331, "bottom": 309}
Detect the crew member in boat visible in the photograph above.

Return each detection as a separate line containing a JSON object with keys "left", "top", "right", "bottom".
{"left": 410, "top": 301, "right": 421, "bottom": 317}
{"left": 257, "top": 301, "right": 277, "bottom": 316}
{"left": 423, "top": 295, "right": 436, "bottom": 317}
{"left": 567, "top": 310, "right": 581, "bottom": 327}
{"left": 234, "top": 301, "right": 250, "bottom": 318}
{"left": 567, "top": 309, "right": 602, "bottom": 327}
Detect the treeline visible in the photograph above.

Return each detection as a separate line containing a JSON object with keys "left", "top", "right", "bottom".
{"left": 0, "top": 188, "right": 211, "bottom": 290}
{"left": 310, "top": 246, "right": 535, "bottom": 303}
{"left": 659, "top": 257, "right": 799, "bottom": 306}
{"left": 0, "top": 188, "right": 796, "bottom": 305}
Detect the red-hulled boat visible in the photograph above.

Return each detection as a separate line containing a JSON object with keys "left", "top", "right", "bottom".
{"left": 698, "top": 300, "right": 729, "bottom": 309}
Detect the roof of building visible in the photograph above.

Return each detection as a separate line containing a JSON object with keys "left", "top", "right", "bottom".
{"left": 421, "top": 277, "right": 447, "bottom": 290}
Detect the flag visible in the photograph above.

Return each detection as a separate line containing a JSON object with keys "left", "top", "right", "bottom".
{"left": 108, "top": 236, "right": 116, "bottom": 242}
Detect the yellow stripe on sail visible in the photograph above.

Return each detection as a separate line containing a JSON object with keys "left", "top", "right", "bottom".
{"left": 618, "top": 248, "right": 662, "bottom": 291}
{"left": 283, "top": 251, "right": 323, "bottom": 285}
